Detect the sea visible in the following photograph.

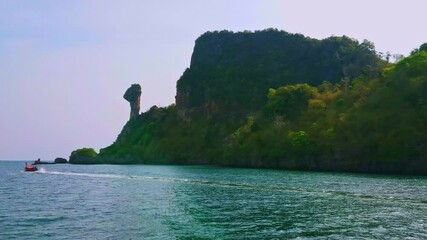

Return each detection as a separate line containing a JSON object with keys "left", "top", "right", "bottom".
{"left": 1, "top": 161, "right": 426, "bottom": 239}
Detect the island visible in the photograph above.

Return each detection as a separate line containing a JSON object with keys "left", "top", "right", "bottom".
{"left": 70, "top": 29, "right": 427, "bottom": 174}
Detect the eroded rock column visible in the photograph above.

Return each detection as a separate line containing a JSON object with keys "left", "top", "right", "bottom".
{"left": 123, "top": 84, "right": 142, "bottom": 119}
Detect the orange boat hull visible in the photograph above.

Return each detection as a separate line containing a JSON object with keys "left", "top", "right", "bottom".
{"left": 25, "top": 166, "right": 38, "bottom": 172}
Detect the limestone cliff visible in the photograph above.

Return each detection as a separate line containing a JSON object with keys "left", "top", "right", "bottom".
{"left": 86, "top": 32, "right": 427, "bottom": 174}
{"left": 124, "top": 84, "right": 142, "bottom": 119}
{"left": 175, "top": 29, "right": 379, "bottom": 119}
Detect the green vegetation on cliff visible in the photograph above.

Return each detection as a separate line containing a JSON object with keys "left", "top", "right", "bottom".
{"left": 176, "top": 29, "right": 381, "bottom": 118}
{"left": 69, "top": 148, "right": 101, "bottom": 164}
{"left": 81, "top": 29, "right": 427, "bottom": 174}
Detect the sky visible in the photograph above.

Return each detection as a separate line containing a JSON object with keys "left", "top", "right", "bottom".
{"left": 1, "top": 0, "right": 426, "bottom": 160}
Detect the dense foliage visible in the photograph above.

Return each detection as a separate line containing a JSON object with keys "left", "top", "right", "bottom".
{"left": 176, "top": 29, "right": 381, "bottom": 118}
{"left": 69, "top": 148, "right": 101, "bottom": 164}
{"left": 81, "top": 30, "right": 427, "bottom": 174}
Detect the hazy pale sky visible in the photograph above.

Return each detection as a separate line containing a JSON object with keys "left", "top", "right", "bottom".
{"left": 1, "top": 0, "right": 426, "bottom": 160}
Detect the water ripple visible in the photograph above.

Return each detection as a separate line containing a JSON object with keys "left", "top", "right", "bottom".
{"left": 1, "top": 162, "right": 427, "bottom": 239}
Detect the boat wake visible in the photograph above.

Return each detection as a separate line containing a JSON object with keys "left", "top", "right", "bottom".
{"left": 39, "top": 170, "right": 126, "bottom": 179}
{"left": 36, "top": 169, "right": 427, "bottom": 206}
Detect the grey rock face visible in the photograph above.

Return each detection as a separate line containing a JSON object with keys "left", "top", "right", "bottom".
{"left": 124, "top": 84, "right": 142, "bottom": 119}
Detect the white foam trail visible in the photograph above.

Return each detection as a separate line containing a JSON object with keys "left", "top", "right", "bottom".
{"left": 39, "top": 170, "right": 238, "bottom": 188}
{"left": 33, "top": 170, "right": 427, "bottom": 206}
{"left": 36, "top": 169, "right": 304, "bottom": 192}
{"left": 39, "top": 170, "right": 210, "bottom": 184}
{"left": 41, "top": 170, "right": 126, "bottom": 179}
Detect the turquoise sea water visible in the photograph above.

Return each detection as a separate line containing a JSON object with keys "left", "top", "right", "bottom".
{"left": 1, "top": 161, "right": 427, "bottom": 239}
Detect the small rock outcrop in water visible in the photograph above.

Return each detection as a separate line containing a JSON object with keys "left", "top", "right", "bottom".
{"left": 123, "top": 84, "right": 142, "bottom": 119}
{"left": 34, "top": 158, "right": 54, "bottom": 164}
{"left": 54, "top": 157, "right": 68, "bottom": 164}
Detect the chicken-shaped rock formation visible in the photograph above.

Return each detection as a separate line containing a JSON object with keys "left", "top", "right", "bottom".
{"left": 123, "top": 84, "right": 142, "bottom": 119}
